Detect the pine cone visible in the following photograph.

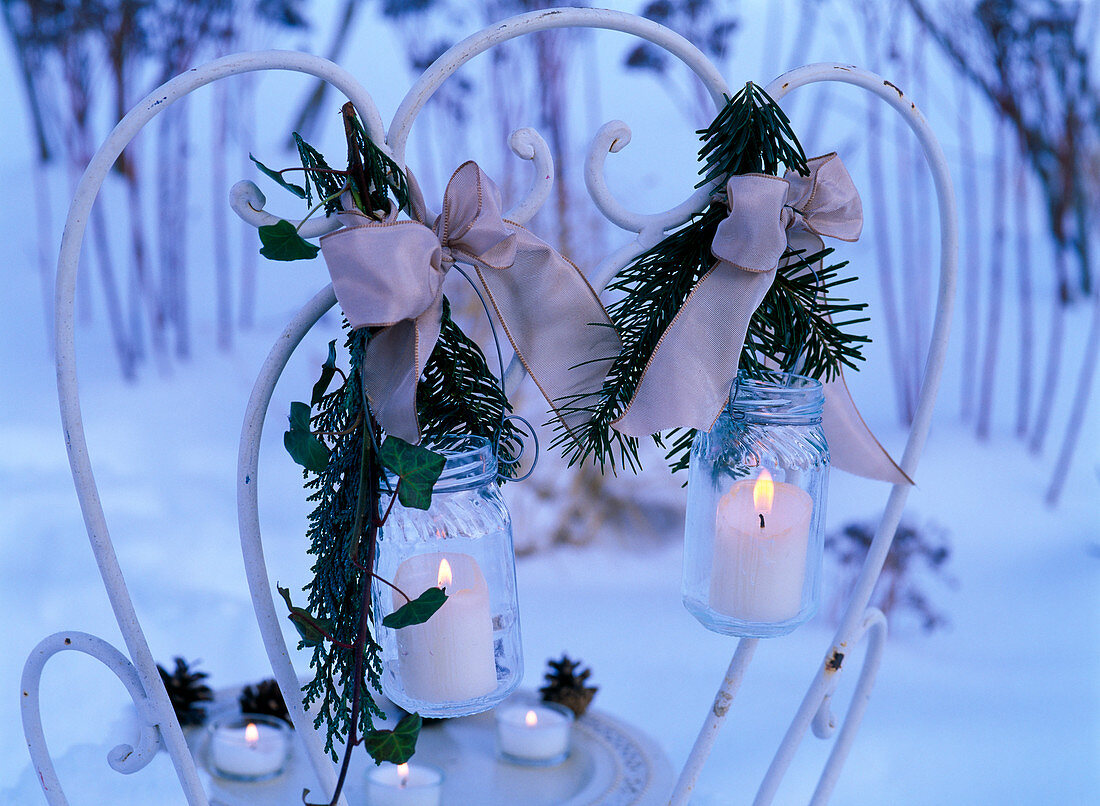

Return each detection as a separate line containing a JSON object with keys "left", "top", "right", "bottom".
{"left": 157, "top": 657, "right": 213, "bottom": 727}
{"left": 238, "top": 679, "right": 291, "bottom": 725}
{"left": 539, "top": 654, "right": 598, "bottom": 717}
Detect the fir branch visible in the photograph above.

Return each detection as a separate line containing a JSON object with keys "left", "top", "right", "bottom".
{"left": 697, "top": 82, "right": 809, "bottom": 183}
{"left": 293, "top": 132, "right": 343, "bottom": 212}
{"left": 663, "top": 248, "right": 870, "bottom": 474}
{"left": 550, "top": 203, "right": 724, "bottom": 473}
{"left": 554, "top": 82, "right": 867, "bottom": 474}
{"left": 741, "top": 248, "right": 870, "bottom": 381}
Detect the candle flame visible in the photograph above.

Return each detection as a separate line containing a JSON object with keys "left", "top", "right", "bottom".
{"left": 244, "top": 722, "right": 259, "bottom": 746}
{"left": 525, "top": 709, "right": 539, "bottom": 727}
{"left": 397, "top": 762, "right": 410, "bottom": 787}
{"left": 753, "top": 469, "right": 775, "bottom": 514}
{"left": 437, "top": 558, "right": 452, "bottom": 588}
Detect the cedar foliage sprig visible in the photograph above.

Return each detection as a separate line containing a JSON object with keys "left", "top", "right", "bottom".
{"left": 553, "top": 83, "right": 869, "bottom": 474}
{"left": 298, "top": 317, "right": 518, "bottom": 759}
{"left": 299, "top": 300, "right": 519, "bottom": 757}
{"left": 300, "top": 327, "right": 384, "bottom": 758}
{"left": 253, "top": 105, "right": 522, "bottom": 794}
{"left": 291, "top": 102, "right": 410, "bottom": 220}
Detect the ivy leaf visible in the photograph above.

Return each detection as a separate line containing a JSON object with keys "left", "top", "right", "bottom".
{"left": 362, "top": 713, "right": 422, "bottom": 765}
{"left": 382, "top": 587, "right": 448, "bottom": 630}
{"left": 311, "top": 341, "right": 339, "bottom": 407}
{"left": 276, "top": 585, "right": 334, "bottom": 649}
{"left": 250, "top": 153, "right": 307, "bottom": 198}
{"left": 288, "top": 400, "right": 311, "bottom": 432}
{"left": 259, "top": 219, "right": 320, "bottom": 261}
{"left": 379, "top": 437, "right": 446, "bottom": 510}
{"left": 284, "top": 401, "right": 330, "bottom": 473}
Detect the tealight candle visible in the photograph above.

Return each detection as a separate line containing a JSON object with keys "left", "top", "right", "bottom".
{"left": 495, "top": 702, "right": 574, "bottom": 766}
{"left": 207, "top": 714, "right": 290, "bottom": 781}
{"left": 709, "top": 469, "right": 813, "bottom": 623}
{"left": 392, "top": 552, "right": 497, "bottom": 703}
{"left": 366, "top": 762, "right": 443, "bottom": 806}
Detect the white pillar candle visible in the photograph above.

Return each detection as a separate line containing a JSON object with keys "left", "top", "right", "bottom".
{"left": 709, "top": 469, "right": 813, "bottom": 623}
{"left": 366, "top": 762, "right": 443, "bottom": 806}
{"left": 392, "top": 552, "right": 497, "bottom": 702}
{"left": 495, "top": 703, "right": 573, "bottom": 765}
{"left": 208, "top": 717, "right": 289, "bottom": 780}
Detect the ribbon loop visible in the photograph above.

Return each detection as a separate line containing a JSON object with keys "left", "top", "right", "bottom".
{"left": 320, "top": 161, "right": 619, "bottom": 445}
{"left": 435, "top": 161, "right": 518, "bottom": 270}
{"left": 785, "top": 153, "right": 863, "bottom": 242}
{"left": 711, "top": 174, "right": 790, "bottom": 272}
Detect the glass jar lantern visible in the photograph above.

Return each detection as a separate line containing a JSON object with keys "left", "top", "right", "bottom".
{"left": 373, "top": 435, "right": 523, "bottom": 718}
{"left": 683, "top": 371, "right": 830, "bottom": 638}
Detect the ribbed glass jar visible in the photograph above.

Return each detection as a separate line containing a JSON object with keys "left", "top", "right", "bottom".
{"left": 683, "top": 371, "right": 830, "bottom": 638}
{"left": 373, "top": 435, "right": 522, "bottom": 717}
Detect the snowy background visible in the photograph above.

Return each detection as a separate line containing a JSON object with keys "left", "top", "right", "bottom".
{"left": 1, "top": 1, "right": 1098, "bottom": 804}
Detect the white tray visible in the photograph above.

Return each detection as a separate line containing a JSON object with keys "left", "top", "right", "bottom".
{"left": 198, "top": 690, "right": 673, "bottom": 806}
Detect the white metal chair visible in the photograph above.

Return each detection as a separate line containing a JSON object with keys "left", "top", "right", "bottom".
{"left": 24, "top": 9, "right": 956, "bottom": 805}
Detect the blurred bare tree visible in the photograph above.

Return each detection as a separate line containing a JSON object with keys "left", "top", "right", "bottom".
{"left": 854, "top": 1, "right": 931, "bottom": 426}
{"left": 148, "top": 1, "right": 234, "bottom": 358}
{"left": 12, "top": 0, "right": 1095, "bottom": 506}
{"left": 906, "top": 0, "right": 1100, "bottom": 503}
{"left": 623, "top": 0, "right": 740, "bottom": 126}
{"left": 1, "top": 0, "right": 60, "bottom": 353}
{"left": 1, "top": 0, "right": 311, "bottom": 375}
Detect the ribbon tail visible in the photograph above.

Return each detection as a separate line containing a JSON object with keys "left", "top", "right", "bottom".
{"left": 613, "top": 262, "right": 777, "bottom": 437}
{"left": 785, "top": 241, "right": 909, "bottom": 485}
{"left": 359, "top": 298, "right": 443, "bottom": 445}
{"left": 473, "top": 228, "right": 620, "bottom": 441}
{"left": 823, "top": 370, "right": 913, "bottom": 485}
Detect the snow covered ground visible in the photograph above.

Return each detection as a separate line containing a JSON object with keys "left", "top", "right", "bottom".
{"left": 2, "top": 3, "right": 1099, "bottom": 804}
{"left": 1, "top": 304, "right": 1098, "bottom": 804}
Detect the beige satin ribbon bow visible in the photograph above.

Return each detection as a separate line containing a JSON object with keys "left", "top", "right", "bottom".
{"left": 319, "top": 160, "right": 620, "bottom": 445}
{"left": 614, "top": 153, "right": 911, "bottom": 485}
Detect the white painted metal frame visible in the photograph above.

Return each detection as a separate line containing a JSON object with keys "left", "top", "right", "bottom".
{"left": 26, "top": 7, "right": 956, "bottom": 806}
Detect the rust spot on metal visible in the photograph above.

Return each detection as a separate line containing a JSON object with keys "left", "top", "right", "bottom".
{"left": 713, "top": 691, "right": 734, "bottom": 717}
{"left": 782, "top": 82, "right": 789, "bottom": 89}
{"left": 825, "top": 650, "right": 845, "bottom": 673}
{"left": 64, "top": 637, "right": 71, "bottom": 645}
{"left": 883, "top": 80, "right": 904, "bottom": 98}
